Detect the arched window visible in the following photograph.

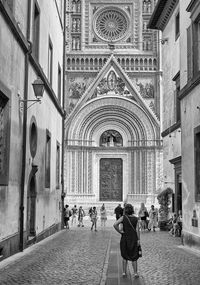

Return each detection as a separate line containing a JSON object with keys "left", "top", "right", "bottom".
{"left": 100, "top": 130, "right": 123, "bottom": 147}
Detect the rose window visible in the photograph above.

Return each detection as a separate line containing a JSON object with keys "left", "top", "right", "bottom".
{"left": 94, "top": 9, "right": 129, "bottom": 42}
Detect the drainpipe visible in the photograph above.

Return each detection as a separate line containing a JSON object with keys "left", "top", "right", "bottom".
{"left": 19, "top": 0, "right": 32, "bottom": 252}
{"left": 61, "top": 0, "right": 67, "bottom": 229}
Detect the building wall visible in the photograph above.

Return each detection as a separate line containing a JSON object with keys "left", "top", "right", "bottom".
{"left": 0, "top": 0, "right": 64, "bottom": 259}
{"left": 0, "top": 0, "right": 27, "bottom": 251}
{"left": 179, "top": 0, "right": 200, "bottom": 250}
{"left": 157, "top": 3, "right": 181, "bottom": 193}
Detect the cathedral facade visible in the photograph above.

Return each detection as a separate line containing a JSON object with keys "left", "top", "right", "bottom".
{"left": 64, "top": 0, "right": 162, "bottom": 210}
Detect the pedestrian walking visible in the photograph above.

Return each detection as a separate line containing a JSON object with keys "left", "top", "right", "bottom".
{"left": 100, "top": 203, "right": 107, "bottom": 227}
{"left": 77, "top": 206, "right": 85, "bottom": 227}
{"left": 114, "top": 204, "right": 123, "bottom": 220}
{"left": 148, "top": 205, "right": 158, "bottom": 231}
{"left": 91, "top": 206, "right": 98, "bottom": 231}
{"left": 71, "top": 205, "right": 78, "bottom": 226}
{"left": 113, "top": 203, "right": 140, "bottom": 278}
{"left": 138, "top": 202, "right": 148, "bottom": 231}
{"left": 64, "top": 204, "right": 71, "bottom": 229}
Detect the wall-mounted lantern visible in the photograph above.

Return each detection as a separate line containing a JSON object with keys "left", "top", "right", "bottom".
{"left": 19, "top": 77, "right": 45, "bottom": 110}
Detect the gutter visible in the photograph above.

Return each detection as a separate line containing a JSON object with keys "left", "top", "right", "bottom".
{"left": 19, "top": 0, "right": 32, "bottom": 252}
{"left": 61, "top": 0, "right": 66, "bottom": 229}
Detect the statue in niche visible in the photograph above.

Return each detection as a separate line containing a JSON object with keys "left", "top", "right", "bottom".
{"left": 72, "top": 37, "right": 76, "bottom": 50}
{"left": 72, "top": 18, "right": 76, "bottom": 32}
{"left": 76, "top": 0, "right": 81, "bottom": 13}
{"left": 76, "top": 18, "right": 81, "bottom": 32}
{"left": 76, "top": 37, "right": 80, "bottom": 50}
{"left": 100, "top": 130, "right": 123, "bottom": 147}
{"left": 72, "top": 1, "right": 76, "bottom": 12}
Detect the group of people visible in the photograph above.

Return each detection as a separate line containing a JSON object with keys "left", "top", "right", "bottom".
{"left": 63, "top": 204, "right": 107, "bottom": 230}
{"left": 64, "top": 202, "right": 182, "bottom": 279}
{"left": 138, "top": 203, "right": 158, "bottom": 232}
{"left": 63, "top": 205, "right": 85, "bottom": 229}
{"left": 114, "top": 203, "right": 158, "bottom": 232}
{"left": 168, "top": 210, "right": 182, "bottom": 237}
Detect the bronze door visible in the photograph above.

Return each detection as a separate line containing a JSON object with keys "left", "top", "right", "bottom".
{"left": 100, "top": 158, "right": 123, "bottom": 201}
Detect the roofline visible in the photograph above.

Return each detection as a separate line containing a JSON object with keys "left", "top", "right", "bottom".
{"left": 148, "top": 0, "right": 178, "bottom": 31}
{"left": 148, "top": 0, "right": 168, "bottom": 29}
{"left": 186, "top": 0, "right": 197, "bottom": 12}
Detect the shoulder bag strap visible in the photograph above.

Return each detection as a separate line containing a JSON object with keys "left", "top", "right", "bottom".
{"left": 124, "top": 215, "right": 138, "bottom": 234}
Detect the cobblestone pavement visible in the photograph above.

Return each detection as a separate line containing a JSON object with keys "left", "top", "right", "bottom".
{"left": 0, "top": 220, "right": 200, "bottom": 285}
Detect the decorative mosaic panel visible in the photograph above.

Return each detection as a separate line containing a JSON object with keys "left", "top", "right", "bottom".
{"left": 66, "top": 75, "right": 95, "bottom": 113}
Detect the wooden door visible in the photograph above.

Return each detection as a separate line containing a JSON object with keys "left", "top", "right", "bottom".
{"left": 100, "top": 158, "right": 122, "bottom": 201}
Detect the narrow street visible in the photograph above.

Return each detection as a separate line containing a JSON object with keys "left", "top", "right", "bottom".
{"left": 0, "top": 220, "right": 200, "bottom": 285}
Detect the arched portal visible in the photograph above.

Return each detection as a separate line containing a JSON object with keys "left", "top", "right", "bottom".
{"left": 65, "top": 96, "right": 161, "bottom": 209}
{"left": 27, "top": 176, "right": 37, "bottom": 237}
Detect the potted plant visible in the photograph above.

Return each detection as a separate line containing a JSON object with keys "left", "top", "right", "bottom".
{"left": 157, "top": 187, "right": 173, "bottom": 230}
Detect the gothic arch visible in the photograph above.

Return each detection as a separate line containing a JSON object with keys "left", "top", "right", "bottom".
{"left": 66, "top": 96, "right": 158, "bottom": 146}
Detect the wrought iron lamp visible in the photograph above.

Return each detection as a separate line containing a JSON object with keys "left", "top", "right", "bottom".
{"left": 19, "top": 77, "right": 44, "bottom": 110}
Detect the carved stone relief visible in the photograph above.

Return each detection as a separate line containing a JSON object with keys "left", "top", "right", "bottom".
{"left": 67, "top": 76, "right": 94, "bottom": 113}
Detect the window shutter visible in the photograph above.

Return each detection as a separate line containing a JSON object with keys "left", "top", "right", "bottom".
{"left": 187, "top": 25, "right": 193, "bottom": 81}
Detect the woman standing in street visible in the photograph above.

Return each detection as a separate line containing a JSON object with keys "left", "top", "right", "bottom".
{"left": 91, "top": 206, "right": 98, "bottom": 231}
{"left": 148, "top": 205, "right": 158, "bottom": 232}
{"left": 113, "top": 204, "right": 140, "bottom": 278}
{"left": 138, "top": 202, "right": 148, "bottom": 231}
{"left": 100, "top": 203, "right": 107, "bottom": 227}
{"left": 77, "top": 206, "right": 85, "bottom": 227}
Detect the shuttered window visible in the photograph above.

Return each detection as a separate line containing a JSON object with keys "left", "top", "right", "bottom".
{"left": 194, "top": 126, "right": 200, "bottom": 202}
{"left": 187, "top": 25, "right": 193, "bottom": 81}
{"left": 193, "top": 19, "right": 200, "bottom": 74}
{"left": 32, "top": 2, "right": 40, "bottom": 60}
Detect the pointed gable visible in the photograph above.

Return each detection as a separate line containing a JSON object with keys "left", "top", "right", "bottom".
{"left": 66, "top": 54, "right": 159, "bottom": 127}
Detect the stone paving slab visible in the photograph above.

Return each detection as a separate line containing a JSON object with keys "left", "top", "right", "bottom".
{"left": 0, "top": 221, "right": 200, "bottom": 285}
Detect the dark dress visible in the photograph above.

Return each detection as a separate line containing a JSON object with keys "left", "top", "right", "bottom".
{"left": 120, "top": 215, "right": 139, "bottom": 261}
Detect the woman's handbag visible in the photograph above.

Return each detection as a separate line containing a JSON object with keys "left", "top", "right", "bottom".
{"left": 125, "top": 215, "right": 142, "bottom": 258}
{"left": 138, "top": 244, "right": 142, "bottom": 257}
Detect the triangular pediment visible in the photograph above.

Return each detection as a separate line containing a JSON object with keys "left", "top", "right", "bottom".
{"left": 66, "top": 54, "right": 159, "bottom": 127}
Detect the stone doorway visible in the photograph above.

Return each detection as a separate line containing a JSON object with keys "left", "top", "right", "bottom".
{"left": 27, "top": 176, "right": 36, "bottom": 237}
{"left": 99, "top": 158, "right": 123, "bottom": 201}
